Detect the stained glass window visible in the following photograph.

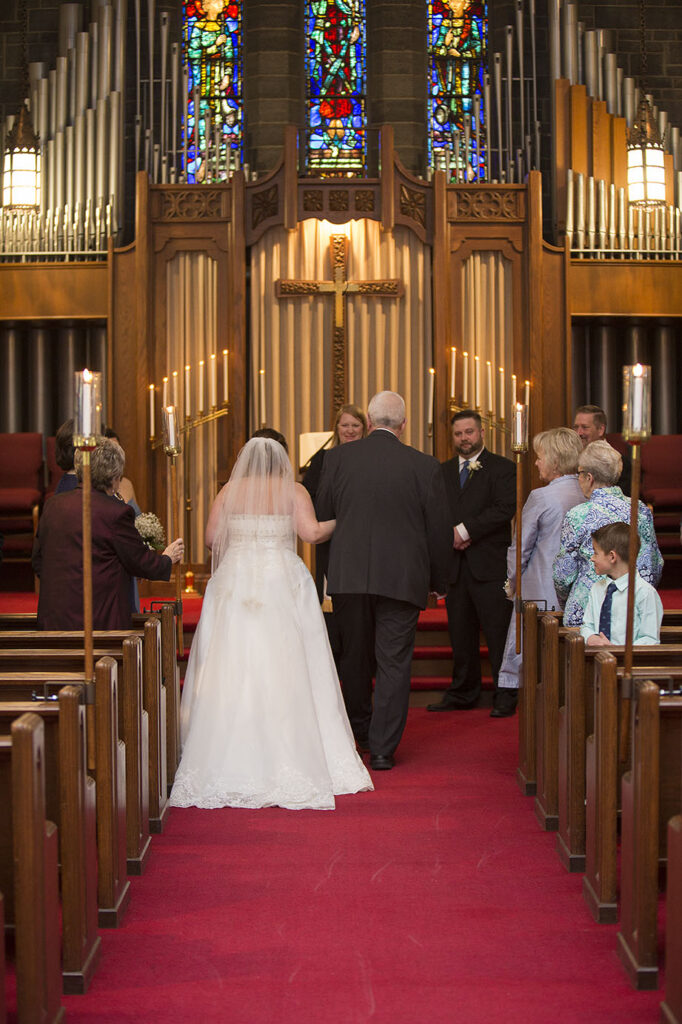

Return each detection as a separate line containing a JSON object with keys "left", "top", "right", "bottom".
{"left": 182, "top": 0, "right": 243, "bottom": 183}
{"left": 305, "top": 0, "right": 367, "bottom": 176}
{"left": 428, "top": 0, "right": 487, "bottom": 181}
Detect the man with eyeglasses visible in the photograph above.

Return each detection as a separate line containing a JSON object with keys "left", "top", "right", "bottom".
{"left": 573, "top": 404, "right": 631, "bottom": 495}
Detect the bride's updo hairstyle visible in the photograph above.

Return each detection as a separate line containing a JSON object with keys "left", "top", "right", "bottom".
{"left": 210, "top": 435, "right": 296, "bottom": 570}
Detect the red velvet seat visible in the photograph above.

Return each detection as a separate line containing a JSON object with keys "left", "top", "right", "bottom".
{"left": 0, "top": 433, "right": 44, "bottom": 565}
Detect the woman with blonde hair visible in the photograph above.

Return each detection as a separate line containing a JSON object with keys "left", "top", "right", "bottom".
{"left": 495, "top": 427, "right": 585, "bottom": 711}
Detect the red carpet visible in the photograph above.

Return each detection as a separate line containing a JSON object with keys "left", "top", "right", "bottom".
{"left": 59, "top": 711, "right": 663, "bottom": 1024}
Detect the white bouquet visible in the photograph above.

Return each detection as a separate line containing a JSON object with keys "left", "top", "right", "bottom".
{"left": 134, "top": 512, "right": 166, "bottom": 552}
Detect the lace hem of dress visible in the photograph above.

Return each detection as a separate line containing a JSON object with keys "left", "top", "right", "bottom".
{"left": 169, "top": 757, "right": 373, "bottom": 811}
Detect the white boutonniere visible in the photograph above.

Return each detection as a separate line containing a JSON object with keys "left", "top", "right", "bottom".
{"left": 468, "top": 458, "right": 483, "bottom": 473}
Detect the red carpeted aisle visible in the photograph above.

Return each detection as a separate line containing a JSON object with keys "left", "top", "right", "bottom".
{"left": 62, "top": 711, "right": 662, "bottom": 1024}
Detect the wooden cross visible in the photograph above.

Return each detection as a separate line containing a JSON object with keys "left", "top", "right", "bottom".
{"left": 275, "top": 233, "right": 403, "bottom": 410}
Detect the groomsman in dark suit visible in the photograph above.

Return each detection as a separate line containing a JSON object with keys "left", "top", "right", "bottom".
{"left": 316, "top": 391, "right": 452, "bottom": 770}
{"left": 428, "top": 410, "right": 517, "bottom": 717}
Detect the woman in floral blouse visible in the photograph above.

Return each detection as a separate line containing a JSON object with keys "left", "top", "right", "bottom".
{"left": 552, "top": 440, "right": 663, "bottom": 626}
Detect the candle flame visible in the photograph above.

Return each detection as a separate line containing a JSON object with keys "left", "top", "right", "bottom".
{"left": 148, "top": 384, "right": 154, "bottom": 392}
{"left": 429, "top": 367, "right": 435, "bottom": 375}
{"left": 222, "top": 349, "right": 228, "bottom": 356}
{"left": 185, "top": 364, "right": 190, "bottom": 371}
{"left": 633, "top": 363, "right": 644, "bottom": 377}
{"left": 83, "top": 368, "right": 92, "bottom": 382}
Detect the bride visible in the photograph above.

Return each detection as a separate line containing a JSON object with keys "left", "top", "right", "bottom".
{"left": 169, "top": 434, "right": 373, "bottom": 810}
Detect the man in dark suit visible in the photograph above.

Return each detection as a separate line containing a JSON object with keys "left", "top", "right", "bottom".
{"left": 316, "top": 391, "right": 452, "bottom": 770}
{"left": 428, "top": 410, "right": 516, "bottom": 717}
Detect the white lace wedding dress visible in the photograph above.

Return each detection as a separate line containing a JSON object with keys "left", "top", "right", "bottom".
{"left": 169, "top": 514, "right": 373, "bottom": 810}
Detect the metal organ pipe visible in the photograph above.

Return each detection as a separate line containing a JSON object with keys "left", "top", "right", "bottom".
{"left": 58, "top": 4, "right": 82, "bottom": 58}
{"left": 562, "top": 3, "right": 578, "bottom": 86}
{"left": 97, "top": 4, "right": 112, "bottom": 102}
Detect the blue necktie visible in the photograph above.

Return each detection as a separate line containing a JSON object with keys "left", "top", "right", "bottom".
{"left": 459, "top": 460, "right": 470, "bottom": 487}
{"left": 598, "top": 581, "right": 618, "bottom": 640}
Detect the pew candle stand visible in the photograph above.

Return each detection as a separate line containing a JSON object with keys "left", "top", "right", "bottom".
{"left": 620, "top": 363, "right": 651, "bottom": 764}
{"left": 511, "top": 403, "right": 529, "bottom": 654}
{"left": 74, "top": 367, "right": 101, "bottom": 770}
{"left": 162, "top": 405, "right": 184, "bottom": 658}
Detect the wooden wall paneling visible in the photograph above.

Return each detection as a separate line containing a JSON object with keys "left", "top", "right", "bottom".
{"left": 381, "top": 125, "right": 395, "bottom": 234}
{"left": 568, "top": 263, "right": 682, "bottom": 318}
{"left": 109, "top": 245, "right": 141, "bottom": 505}
{"left": 527, "top": 170, "right": 544, "bottom": 493}
{"left": 135, "top": 171, "right": 153, "bottom": 515}
{"left": 0, "top": 264, "right": 108, "bottom": 321}
{"left": 570, "top": 85, "right": 589, "bottom": 180}
{"left": 554, "top": 79, "right": 571, "bottom": 238}
{"left": 590, "top": 100, "right": 611, "bottom": 184}
{"left": 283, "top": 125, "right": 298, "bottom": 232}
{"left": 228, "top": 170, "right": 247, "bottom": 477}
{"left": 432, "top": 169, "right": 450, "bottom": 460}
{"left": 611, "top": 117, "right": 627, "bottom": 191}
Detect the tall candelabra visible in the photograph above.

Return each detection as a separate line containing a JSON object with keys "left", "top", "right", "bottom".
{"left": 511, "top": 403, "right": 529, "bottom": 654}
{"left": 619, "top": 363, "right": 652, "bottom": 763}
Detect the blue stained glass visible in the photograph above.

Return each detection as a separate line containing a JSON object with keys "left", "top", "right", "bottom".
{"left": 182, "top": 0, "right": 243, "bottom": 183}
{"left": 305, "top": 0, "right": 367, "bottom": 176}
{"left": 428, "top": 0, "right": 488, "bottom": 181}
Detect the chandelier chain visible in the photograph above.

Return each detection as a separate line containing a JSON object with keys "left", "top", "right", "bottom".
{"left": 639, "top": 0, "right": 648, "bottom": 92}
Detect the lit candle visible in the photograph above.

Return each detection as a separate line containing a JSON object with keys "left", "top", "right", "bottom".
{"left": 209, "top": 353, "right": 217, "bottom": 408}
{"left": 486, "top": 360, "right": 493, "bottom": 413}
{"left": 462, "top": 351, "right": 469, "bottom": 405}
{"left": 259, "top": 368, "right": 266, "bottom": 424}
{"left": 498, "top": 367, "right": 505, "bottom": 419}
{"left": 162, "top": 376, "right": 168, "bottom": 408}
{"left": 631, "top": 363, "right": 644, "bottom": 431}
{"left": 512, "top": 402, "right": 528, "bottom": 449}
{"left": 172, "top": 369, "right": 179, "bottom": 406}
{"left": 222, "top": 349, "right": 229, "bottom": 404}
{"left": 198, "top": 359, "right": 205, "bottom": 413}
{"left": 164, "top": 405, "right": 178, "bottom": 450}
{"left": 450, "top": 347, "right": 456, "bottom": 399}
{"left": 511, "top": 373, "right": 517, "bottom": 412}
{"left": 184, "top": 364, "right": 191, "bottom": 419}
{"left": 427, "top": 367, "right": 435, "bottom": 425}
{"left": 474, "top": 355, "right": 481, "bottom": 409}
{"left": 149, "top": 384, "right": 155, "bottom": 438}
{"left": 80, "top": 368, "right": 93, "bottom": 437}
{"left": 524, "top": 379, "right": 530, "bottom": 408}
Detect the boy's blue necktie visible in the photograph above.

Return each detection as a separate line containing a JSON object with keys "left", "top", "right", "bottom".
{"left": 598, "top": 581, "right": 618, "bottom": 639}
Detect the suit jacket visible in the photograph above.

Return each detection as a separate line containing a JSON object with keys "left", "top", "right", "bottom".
{"left": 33, "top": 487, "right": 172, "bottom": 630}
{"left": 316, "top": 429, "right": 452, "bottom": 608}
{"left": 506, "top": 474, "right": 585, "bottom": 611}
{"left": 441, "top": 448, "right": 516, "bottom": 584}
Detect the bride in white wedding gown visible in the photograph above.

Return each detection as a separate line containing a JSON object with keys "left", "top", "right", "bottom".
{"left": 169, "top": 435, "right": 373, "bottom": 810}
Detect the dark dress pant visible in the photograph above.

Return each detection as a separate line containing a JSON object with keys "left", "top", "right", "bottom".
{"left": 444, "top": 561, "right": 512, "bottom": 706}
{"left": 332, "top": 593, "right": 420, "bottom": 756}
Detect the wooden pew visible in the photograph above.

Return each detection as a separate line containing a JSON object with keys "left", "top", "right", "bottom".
{"left": 0, "top": 602, "right": 180, "bottom": 790}
{"left": 0, "top": 639, "right": 150, "bottom": 872}
{"left": 0, "top": 893, "right": 5, "bottom": 1024}
{"left": 617, "top": 683, "right": 682, "bottom": 989}
{"left": 583, "top": 657, "right": 682, "bottom": 924}
{"left": 661, "top": 751, "right": 682, "bottom": 1023}
{"left": 533, "top": 614, "right": 570, "bottom": 829}
{"left": 0, "top": 687, "right": 100, "bottom": 994}
{"left": 556, "top": 636, "right": 682, "bottom": 877}
{"left": 0, "top": 714, "right": 64, "bottom": 1023}
{"left": 0, "top": 622, "right": 168, "bottom": 837}
{"left": 0, "top": 660, "right": 130, "bottom": 928}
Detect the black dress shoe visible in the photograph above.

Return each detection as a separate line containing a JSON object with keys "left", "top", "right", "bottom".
{"left": 426, "top": 697, "right": 477, "bottom": 711}
{"left": 490, "top": 706, "right": 516, "bottom": 718}
{"left": 369, "top": 754, "right": 394, "bottom": 770}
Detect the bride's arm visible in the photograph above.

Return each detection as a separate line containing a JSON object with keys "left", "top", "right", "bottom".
{"left": 205, "top": 484, "right": 228, "bottom": 550}
{"left": 294, "top": 483, "right": 335, "bottom": 543}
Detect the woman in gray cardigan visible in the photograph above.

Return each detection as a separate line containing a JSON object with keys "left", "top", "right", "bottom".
{"left": 496, "top": 428, "right": 585, "bottom": 703}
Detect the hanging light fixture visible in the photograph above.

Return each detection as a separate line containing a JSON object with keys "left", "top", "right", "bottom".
{"left": 2, "top": 0, "right": 41, "bottom": 210}
{"left": 626, "top": 0, "right": 666, "bottom": 207}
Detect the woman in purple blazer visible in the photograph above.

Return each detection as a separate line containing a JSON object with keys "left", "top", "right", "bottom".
{"left": 33, "top": 438, "right": 183, "bottom": 630}
{"left": 496, "top": 427, "right": 585, "bottom": 703}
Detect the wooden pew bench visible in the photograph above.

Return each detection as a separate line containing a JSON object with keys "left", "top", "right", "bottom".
{"left": 557, "top": 632, "right": 682, "bottom": 874}
{"left": 0, "top": 714, "right": 64, "bottom": 1023}
{"left": 0, "top": 660, "right": 130, "bottom": 928}
{"left": 0, "top": 687, "right": 99, "bottom": 994}
{"left": 517, "top": 603, "right": 563, "bottom": 796}
{"left": 584, "top": 658, "right": 682, "bottom": 925}
{"left": 0, "top": 639, "right": 151, "bottom": 877}
{"left": 0, "top": 602, "right": 180, "bottom": 788}
{"left": 661, "top": 748, "right": 682, "bottom": 1023}
{"left": 617, "top": 682, "right": 682, "bottom": 990}
{"left": 0, "top": 622, "right": 168, "bottom": 838}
